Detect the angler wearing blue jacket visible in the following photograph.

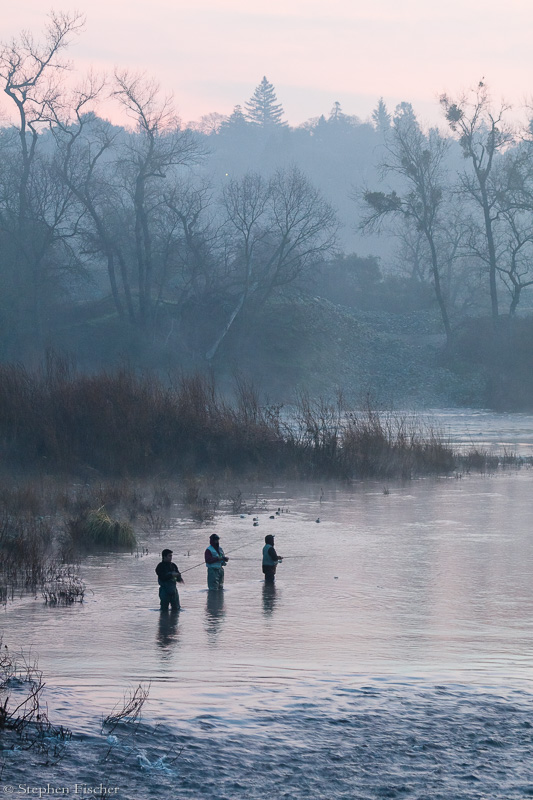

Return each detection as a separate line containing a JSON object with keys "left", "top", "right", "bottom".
{"left": 262, "top": 534, "right": 282, "bottom": 582}
{"left": 204, "top": 533, "right": 228, "bottom": 590}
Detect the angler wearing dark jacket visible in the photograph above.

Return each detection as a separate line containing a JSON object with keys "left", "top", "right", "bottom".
{"left": 262, "top": 534, "right": 282, "bottom": 582}
{"left": 155, "top": 549, "right": 182, "bottom": 611}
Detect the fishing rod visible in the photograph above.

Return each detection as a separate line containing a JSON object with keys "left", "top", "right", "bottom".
{"left": 180, "top": 547, "right": 306, "bottom": 573}
{"left": 272, "top": 555, "right": 308, "bottom": 559}
{"left": 227, "top": 555, "right": 308, "bottom": 561}
{"left": 179, "top": 537, "right": 264, "bottom": 575}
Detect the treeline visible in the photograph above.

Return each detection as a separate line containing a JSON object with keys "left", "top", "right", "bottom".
{"left": 188, "top": 82, "right": 533, "bottom": 346}
{"left": 1, "top": 14, "right": 533, "bottom": 406}
{"left": 0, "top": 15, "right": 338, "bottom": 363}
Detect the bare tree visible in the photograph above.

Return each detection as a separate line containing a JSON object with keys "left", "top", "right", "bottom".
{"left": 0, "top": 10, "right": 84, "bottom": 220}
{"left": 361, "top": 102, "right": 452, "bottom": 341}
{"left": 163, "top": 180, "right": 220, "bottom": 307}
{"left": 490, "top": 144, "right": 533, "bottom": 314}
{"left": 440, "top": 82, "right": 514, "bottom": 325}
{"left": 0, "top": 11, "right": 84, "bottom": 351}
{"left": 206, "top": 166, "right": 338, "bottom": 360}
{"left": 112, "top": 70, "right": 204, "bottom": 328}
{"left": 189, "top": 112, "right": 226, "bottom": 135}
{"left": 49, "top": 75, "right": 138, "bottom": 321}
{"left": 53, "top": 72, "right": 209, "bottom": 337}
{"left": 499, "top": 209, "right": 533, "bottom": 314}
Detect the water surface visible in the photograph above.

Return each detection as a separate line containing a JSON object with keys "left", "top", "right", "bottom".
{"left": 2, "top": 415, "right": 533, "bottom": 798}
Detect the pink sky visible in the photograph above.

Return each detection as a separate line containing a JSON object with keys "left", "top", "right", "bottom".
{"left": 3, "top": 0, "right": 532, "bottom": 127}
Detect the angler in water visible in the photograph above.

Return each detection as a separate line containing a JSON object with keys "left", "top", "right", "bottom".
{"left": 205, "top": 533, "right": 228, "bottom": 590}
{"left": 155, "top": 548, "right": 183, "bottom": 611}
{"left": 262, "top": 534, "right": 283, "bottom": 583}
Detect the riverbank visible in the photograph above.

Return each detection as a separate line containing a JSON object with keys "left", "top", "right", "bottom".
{"left": 60, "top": 294, "right": 478, "bottom": 408}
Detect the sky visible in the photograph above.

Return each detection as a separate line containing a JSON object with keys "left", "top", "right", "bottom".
{"left": 2, "top": 0, "right": 532, "bottom": 128}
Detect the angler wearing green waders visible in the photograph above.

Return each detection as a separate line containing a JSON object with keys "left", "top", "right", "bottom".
{"left": 155, "top": 549, "right": 183, "bottom": 611}
{"left": 262, "top": 534, "right": 283, "bottom": 582}
{"left": 204, "top": 533, "right": 228, "bottom": 590}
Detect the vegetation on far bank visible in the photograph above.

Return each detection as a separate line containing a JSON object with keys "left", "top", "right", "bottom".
{"left": 1, "top": 358, "right": 461, "bottom": 480}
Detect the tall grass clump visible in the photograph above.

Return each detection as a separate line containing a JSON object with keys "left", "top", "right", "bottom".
{"left": 68, "top": 507, "right": 136, "bottom": 549}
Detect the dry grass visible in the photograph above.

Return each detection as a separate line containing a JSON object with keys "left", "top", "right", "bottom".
{"left": 0, "top": 641, "right": 71, "bottom": 761}
{"left": 102, "top": 683, "right": 150, "bottom": 733}
{"left": 68, "top": 507, "right": 137, "bottom": 549}
{"left": 0, "top": 356, "right": 522, "bottom": 491}
{"left": 0, "top": 357, "right": 464, "bottom": 480}
{"left": 41, "top": 565, "right": 85, "bottom": 605}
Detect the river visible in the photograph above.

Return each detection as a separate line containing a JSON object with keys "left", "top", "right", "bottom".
{"left": 2, "top": 410, "right": 533, "bottom": 798}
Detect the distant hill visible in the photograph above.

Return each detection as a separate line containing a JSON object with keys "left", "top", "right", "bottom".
{"left": 206, "top": 295, "right": 481, "bottom": 408}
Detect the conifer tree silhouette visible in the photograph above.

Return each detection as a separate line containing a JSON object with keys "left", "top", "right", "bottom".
{"left": 221, "top": 104, "right": 248, "bottom": 133}
{"left": 244, "top": 77, "right": 286, "bottom": 127}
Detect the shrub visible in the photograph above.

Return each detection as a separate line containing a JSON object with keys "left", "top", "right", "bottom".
{"left": 69, "top": 507, "right": 137, "bottom": 549}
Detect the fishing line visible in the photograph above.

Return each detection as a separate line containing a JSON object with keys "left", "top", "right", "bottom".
{"left": 179, "top": 535, "right": 265, "bottom": 575}
{"left": 228, "top": 555, "right": 308, "bottom": 561}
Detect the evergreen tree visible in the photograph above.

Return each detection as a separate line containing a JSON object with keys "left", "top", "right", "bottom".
{"left": 327, "top": 101, "right": 359, "bottom": 129}
{"left": 220, "top": 104, "right": 248, "bottom": 133}
{"left": 329, "top": 101, "right": 345, "bottom": 123}
{"left": 372, "top": 97, "right": 391, "bottom": 132}
{"left": 244, "top": 77, "right": 286, "bottom": 127}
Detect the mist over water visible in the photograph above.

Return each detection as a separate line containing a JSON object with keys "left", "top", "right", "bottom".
{"left": 2, "top": 411, "right": 533, "bottom": 796}
{"left": 430, "top": 408, "right": 533, "bottom": 456}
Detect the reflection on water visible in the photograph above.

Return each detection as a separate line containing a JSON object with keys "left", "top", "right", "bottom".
{"left": 262, "top": 581, "right": 277, "bottom": 617}
{"left": 3, "top": 434, "right": 533, "bottom": 795}
{"left": 156, "top": 609, "right": 180, "bottom": 655}
{"left": 204, "top": 590, "right": 225, "bottom": 644}
{"left": 4, "top": 468, "right": 533, "bottom": 701}
{"left": 2, "top": 444, "right": 533, "bottom": 755}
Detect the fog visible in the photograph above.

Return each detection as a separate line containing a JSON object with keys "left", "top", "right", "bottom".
{"left": 3, "top": 11, "right": 533, "bottom": 800}
{"left": 0, "top": 14, "right": 532, "bottom": 409}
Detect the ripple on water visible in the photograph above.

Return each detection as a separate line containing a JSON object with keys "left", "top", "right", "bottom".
{"left": 3, "top": 682, "right": 533, "bottom": 799}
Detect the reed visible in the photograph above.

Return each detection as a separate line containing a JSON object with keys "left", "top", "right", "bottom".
{"left": 0, "top": 356, "right": 522, "bottom": 481}
{"left": 457, "top": 448, "right": 500, "bottom": 473}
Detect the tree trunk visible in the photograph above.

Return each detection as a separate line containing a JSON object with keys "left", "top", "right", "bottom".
{"left": 427, "top": 233, "right": 451, "bottom": 342}
{"left": 205, "top": 292, "right": 247, "bottom": 361}
{"left": 479, "top": 183, "right": 499, "bottom": 325}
